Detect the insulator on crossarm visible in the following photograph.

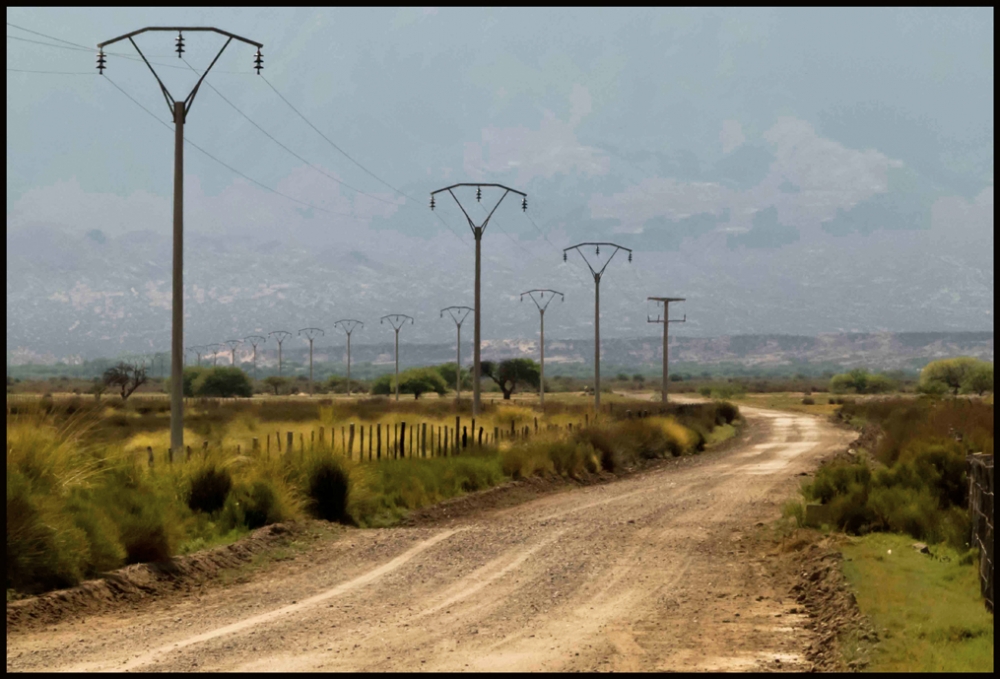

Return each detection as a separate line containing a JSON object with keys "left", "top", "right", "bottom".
{"left": 563, "top": 252, "right": 567, "bottom": 262}
{"left": 596, "top": 246, "right": 600, "bottom": 256}
{"left": 521, "top": 197, "right": 528, "bottom": 212}
{"left": 96, "top": 50, "right": 107, "bottom": 74}
{"left": 430, "top": 195, "right": 436, "bottom": 210}
{"left": 628, "top": 252, "right": 633, "bottom": 263}
{"left": 254, "top": 48, "right": 264, "bottom": 74}
{"left": 175, "top": 32, "right": 185, "bottom": 57}
{"left": 476, "top": 187, "right": 482, "bottom": 202}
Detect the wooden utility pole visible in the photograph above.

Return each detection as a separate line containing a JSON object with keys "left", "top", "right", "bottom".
{"left": 647, "top": 297, "right": 686, "bottom": 404}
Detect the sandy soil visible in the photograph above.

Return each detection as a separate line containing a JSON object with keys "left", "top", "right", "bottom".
{"left": 6, "top": 405, "right": 855, "bottom": 672}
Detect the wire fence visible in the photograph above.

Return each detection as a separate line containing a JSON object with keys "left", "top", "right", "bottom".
{"left": 968, "top": 453, "right": 994, "bottom": 614}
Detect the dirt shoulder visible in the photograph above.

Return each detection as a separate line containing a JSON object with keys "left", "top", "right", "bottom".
{"left": 7, "top": 407, "right": 856, "bottom": 673}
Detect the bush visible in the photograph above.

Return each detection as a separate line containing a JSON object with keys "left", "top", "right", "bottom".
{"left": 306, "top": 456, "right": 350, "bottom": 523}
{"left": 920, "top": 357, "right": 990, "bottom": 396}
{"left": 187, "top": 465, "right": 233, "bottom": 514}
{"left": 802, "top": 396, "right": 815, "bottom": 405}
{"left": 192, "top": 367, "right": 253, "bottom": 398}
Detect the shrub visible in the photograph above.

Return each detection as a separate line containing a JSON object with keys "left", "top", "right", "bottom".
{"left": 187, "top": 465, "right": 233, "bottom": 514}
{"left": 920, "top": 357, "right": 990, "bottom": 396}
{"left": 306, "top": 456, "right": 350, "bottom": 523}
{"left": 192, "top": 367, "right": 253, "bottom": 398}
{"left": 802, "top": 396, "right": 815, "bottom": 405}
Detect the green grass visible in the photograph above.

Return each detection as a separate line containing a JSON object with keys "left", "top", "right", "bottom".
{"left": 841, "top": 533, "right": 993, "bottom": 672}
{"left": 705, "top": 423, "right": 737, "bottom": 447}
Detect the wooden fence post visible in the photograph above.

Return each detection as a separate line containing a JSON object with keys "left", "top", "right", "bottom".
{"left": 147, "top": 446, "right": 154, "bottom": 469}
{"left": 348, "top": 424, "right": 355, "bottom": 460}
{"left": 359, "top": 425, "right": 365, "bottom": 461}
{"left": 203, "top": 440, "right": 209, "bottom": 458}
{"left": 252, "top": 437, "right": 259, "bottom": 454}
{"left": 494, "top": 426, "right": 499, "bottom": 445}
{"left": 319, "top": 426, "right": 325, "bottom": 447}
{"left": 311, "top": 430, "right": 315, "bottom": 451}
{"left": 409, "top": 423, "right": 414, "bottom": 457}
{"left": 376, "top": 424, "right": 382, "bottom": 460}
{"left": 479, "top": 426, "right": 483, "bottom": 447}
{"left": 276, "top": 430, "right": 281, "bottom": 452}
{"left": 393, "top": 423, "right": 399, "bottom": 459}
{"left": 186, "top": 445, "right": 192, "bottom": 461}
{"left": 400, "top": 422, "right": 407, "bottom": 458}
{"left": 461, "top": 426, "right": 467, "bottom": 450}
{"left": 534, "top": 417, "right": 538, "bottom": 433}
{"left": 444, "top": 427, "right": 449, "bottom": 457}
{"left": 266, "top": 434, "right": 270, "bottom": 459}
{"left": 287, "top": 432, "right": 294, "bottom": 457}
{"left": 299, "top": 433, "right": 305, "bottom": 461}
{"left": 422, "top": 423, "right": 427, "bottom": 458}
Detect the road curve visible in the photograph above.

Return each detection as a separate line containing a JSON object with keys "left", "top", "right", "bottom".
{"left": 6, "top": 406, "right": 854, "bottom": 672}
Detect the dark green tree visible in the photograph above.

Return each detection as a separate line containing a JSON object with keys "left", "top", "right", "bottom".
{"left": 480, "top": 358, "right": 541, "bottom": 400}
{"left": 193, "top": 367, "right": 253, "bottom": 398}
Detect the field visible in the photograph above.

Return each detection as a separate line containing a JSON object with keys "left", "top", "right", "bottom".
{"left": 6, "top": 393, "right": 740, "bottom": 597}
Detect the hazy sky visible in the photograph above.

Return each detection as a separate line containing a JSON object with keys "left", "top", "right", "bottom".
{"left": 6, "top": 8, "right": 994, "bottom": 358}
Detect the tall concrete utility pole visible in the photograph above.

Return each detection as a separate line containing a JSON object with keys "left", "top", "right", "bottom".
{"left": 96, "top": 26, "right": 264, "bottom": 455}
{"left": 332, "top": 320, "right": 363, "bottom": 396}
{"left": 430, "top": 184, "right": 528, "bottom": 417}
{"left": 563, "top": 243, "right": 633, "bottom": 411}
{"left": 519, "top": 289, "right": 564, "bottom": 407}
{"left": 647, "top": 297, "right": 686, "bottom": 404}
{"left": 208, "top": 343, "right": 224, "bottom": 366}
{"left": 268, "top": 330, "right": 292, "bottom": 376}
{"left": 440, "top": 306, "right": 473, "bottom": 401}
{"left": 244, "top": 335, "right": 266, "bottom": 381}
{"left": 298, "top": 328, "right": 324, "bottom": 395}
{"left": 224, "top": 339, "right": 243, "bottom": 367}
{"left": 380, "top": 314, "right": 413, "bottom": 402}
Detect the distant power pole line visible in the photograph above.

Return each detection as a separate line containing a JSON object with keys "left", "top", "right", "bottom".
{"left": 430, "top": 183, "right": 528, "bottom": 416}
{"left": 224, "top": 339, "right": 243, "bottom": 368}
{"left": 563, "top": 243, "right": 633, "bottom": 411}
{"left": 647, "top": 297, "right": 686, "bottom": 404}
{"left": 268, "top": 330, "right": 292, "bottom": 376}
{"left": 298, "top": 328, "right": 324, "bottom": 395}
{"left": 244, "top": 335, "right": 266, "bottom": 381}
{"left": 440, "top": 306, "right": 473, "bottom": 401}
{"left": 380, "top": 314, "right": 414, "bottom": 402}
{"left": 520, "top": 289, "right": 564, "bottom": 408}
{"left": 188, "top": 345, "right": 205, "bottom": 367}
{"left": 96, "top": 26, "right": 264, "bottom": 455}
{"left": 207, "top": 343, "right": 224, "bottom": 366}
{"left": 332, "top": 320, "right": 363, "bottom": 396}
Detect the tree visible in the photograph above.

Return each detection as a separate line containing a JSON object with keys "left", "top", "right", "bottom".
{"left": 192, "top": 367, "right": 253, "bottom": 398}
{"left": 435, "top": 362, "right": 472, "bottom": 391}
{"left": 102, "top": 361, "right": 147, "bottom": 401}
{"left": 264, "top": 375, "right": 289, "bottom": 396}
{"left": 830, "top": 368, "right": 895, "bottom": 394}
{"left": 480, "top": 358, "right": 540, "bottom": 400}
{"left": 371, "top": 368, "right": 447, "bottom": 399}
{"left": 961, "top": 362, "right": 994, "bottom": 396}
{"left": 920, "top": 357, "right": 984, "bottom": 396}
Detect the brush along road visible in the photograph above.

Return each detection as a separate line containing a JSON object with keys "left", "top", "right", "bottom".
{"left": 6, "top": 406, "right": 854, "bottom": 672}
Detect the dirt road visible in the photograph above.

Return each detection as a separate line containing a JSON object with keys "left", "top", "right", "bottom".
{"left": 7, "top": 406, "right": 854, "bottom": 672}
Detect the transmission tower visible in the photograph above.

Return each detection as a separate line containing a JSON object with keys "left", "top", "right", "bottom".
{"left": 244, "top": 335, "right": 266, "bottom": 381}
{"left": 207, "top": 343, "right": 224, "bottom": 366}
{"left": 647, "top": 297, "right": 686, "bottom": 404}
{"left": 96, "top": 26, "right": 264, "bottom": 454}
{"left": 268, "top": 330, "right": 292, "bottom": 376}
{"left": 380, "top": 314, "right": 414, "bottom": 402}
{"left": 188, "top": 345, "right": 206, "bottom": 367}
{"left": 519, "top": 289, "right": 564, "bottom": 407}
{"left": 224, "top": 339, "right": 243, "bottom": 367}
{"left": 332, "top": 320, "right": 363, "bottom": 396}
{"left": 298, "top": 328, "right": 324, "bottom": 395}
{"left": 430, "top": 183, "right": 528, "bottom": 416}
{"left": 563, "top": 243, "right": 633, "bottom": 410}
{"left": 440, "top": 306, "right": 473, "bottom": 401}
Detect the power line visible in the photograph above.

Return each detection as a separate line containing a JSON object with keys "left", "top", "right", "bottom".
{"left": 102, "top": 74, "right": 341, "bottom": 217}
{"left": 181, "top": 57, "right": 403, "bottom": 208}
{"left": 7, "top": 23, "right": 246, "bottom": 72}
{"left": 260, "top": 75, "right": 415, "bottom": 203}
{"left": 7, "top": 67, "right": 97, "bottom": 74}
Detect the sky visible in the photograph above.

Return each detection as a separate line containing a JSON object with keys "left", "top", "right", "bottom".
{"left": 5, "top": 7, "right": 995, "bottom": 360}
